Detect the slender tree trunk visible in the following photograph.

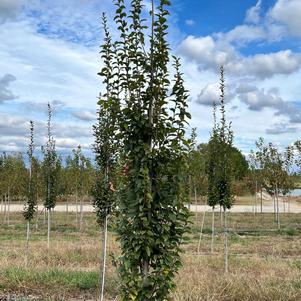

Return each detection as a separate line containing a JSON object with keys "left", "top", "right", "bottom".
{"left": 25, "top": 220, "right": 30, "bottom": 266}
{"left": 99, "top": 215, "right": 108, "bottom": 301}
{"left": 43, "top": 206, "right": 46, "bottom": 225}
{"left": 3, "top": 193, "right": 7, "bottom": 222}
{"left": 75, "top": 192, "right": 79, "bottom": 227}
{"left": 80, "top": 197, "right": 84, "bottom": 231}
{"left": 7, "top": 189, "right": 10, "bottom": 225}
{"left": 276, "top": 184, "right": 280, "bottom": 230}
{"left": 260, "top": 186, "right": 263, "bottom": 214}
{"left": 194, "top": 187, "right": 198, "bottom": 225}
{"left": 47, "top": 208, "right": 51, "bottom": 249}
{"left": 188, "top": 175, "right": 191, "bottom": 211}
{"left": 255, "top": 180, "right": 258, "bottom": 214}
{"left": 197, "top": 206, "right": 206, "bottom": 254}
{"left": 273, "top": 195, "right": 276, "bottom": 221}
{"left": 224, "top": 208, "right": 229, "bottom": 273}
{"left": 35, "top": 204, "right": 39, "bottom": 230}
{"left": 211, "top": 207, "right": 215, "bottom": 254}
{"left": 220, "top": 205, "right": 223, "bottom": 229}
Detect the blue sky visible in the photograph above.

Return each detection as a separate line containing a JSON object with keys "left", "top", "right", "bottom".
{"left": 0, "top": 0, "right": 301, "bottom": 157}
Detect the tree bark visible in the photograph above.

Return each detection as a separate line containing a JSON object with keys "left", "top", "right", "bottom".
{"left": 47, "top": 208, "right": 51, "bottom": 249}
{"left": 25, "top": 220, "right": 30, "bottom": 266}
{"left": 276, "top": 183, "right": 280, "bottom": 230}
{"left": 197, "top": 206, "right": 206, "bottom": 254}
{"left": 99, "top": 215, "right": 108, "bottom": 301}
{"left": 7, "top": 189, "right": 10, "bottom": 225}
{"left": 211, "top": 207, "right": 215, "bottom": 254}
{"left": 255, "top": 180, "right": 257, "bottom": 214}
{"left": 194, "top": 187, "right": 198, "bottom": 225}
{"left": 80, "top": 197, "right": 84, "bottom": 231}
{"left": 260, "top": 186, "right": 263, "bottom": 214}
{"left": 224, "top": 208, "right": 229, "bottom": 273}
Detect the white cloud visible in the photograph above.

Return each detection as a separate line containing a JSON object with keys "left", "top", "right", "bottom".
{"left": 245, "top": 0, "right": 262, "bottom": 24}
{"left": 269, "top": 0, "right": 301, "bottom": 37}
{"left": 179, "top": 35, "right": 301, "bottom": 79}
{"left": 237, "top": 85, "right": 284, "bottom": 111}
{"left": 229, "top": 50, "right": 301, "bottom": 79}
{"left": 196, "top": 82, "right": 234, "bottom": 106}
{"left": 178, "top": 35, "right": 235, "bottom": 69}
{"left": 72, "top": 110, "right": 96, "bottom": 121}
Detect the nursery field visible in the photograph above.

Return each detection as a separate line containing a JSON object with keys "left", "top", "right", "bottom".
{"left": 1, "top": 211, "right": 301, "bottom": 301}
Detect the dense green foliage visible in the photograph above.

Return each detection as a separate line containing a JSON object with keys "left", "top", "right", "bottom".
{"left": 42, "top": 104, "right": 60, "bottom": 210}
{"left": 93, "top": 1, "right": 191, "bottom": 299}
{"left": 206, "top": 67, "right": 234, "bottom": 210}
{"left": 92, "top": 13, "right": 120, "bottom": 226}
{"left": 23, "top": 121, "right": 37, "bottom": 221}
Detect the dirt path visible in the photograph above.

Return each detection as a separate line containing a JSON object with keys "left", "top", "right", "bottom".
{"left": 5, "top": 202, "right": 301, "bottom": 213}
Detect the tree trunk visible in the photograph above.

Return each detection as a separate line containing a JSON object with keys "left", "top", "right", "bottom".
{"left": 75, "top": 192, "right": 79, "bottom": 228}
{"left": 260, "top": 186, "right": 263, "bottom": 214}
{"left": 25, "top": 220, "right": 30, "bottom": 266}
{"left": 35, "top": 204, "right": 39, "bottom": 230}
{"left": 47, "top": 208, "right": 51, "bottom": 249}
{"left": 276, "top": 184, "right": 280, "bottom": 230}
{"left": 99, "top": 215, "right": 108, "bottom": 301}
{"left": 197, "top": 205, "right": 206, "bottom": 254}
{"left": 194, "top": 187, "right": 198, "bottom": 225}
{"left": 7, "top": 189, "right": 10, "bottom": 225}
{"left": 211, "top": 207, "right": 215, "bottom": 254}
{"left": 219, "top": 205, "right": 222, "bottom": 229}
{"left": 3, "top": 193, "right": 7, "bottom": 222}
{"left": 224, "top": 208, "right": 229, "bottom": 273}
{"left": 273, "top": 195, "right": 276, "bottom": 221}
{"left": 255, "top": 180, "right": 258, "bottom": 214}
{"left": 80, "top": 197, "right": 84, "bottom": 231}
{"left": 43, "top": 206, "right": 46, "bottom": 225}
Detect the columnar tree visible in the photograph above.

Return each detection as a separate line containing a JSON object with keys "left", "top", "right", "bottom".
{"left": 23, "top": 121, "right": 38, "bottom": 262}
{"left": 216, "top": 66, "right": 233, "bottom": 273}
{"left": 42, "top": 103, "right": 60, "bottom": 248}
{"left": 93, "top": 13, "right": 120, "bottom": 301}
{"left": 206, "top": 66, "right": 233, "bottom": 272}
{"left": 97, "top": 1, "right": 191, "bottom": 299}
{"left": 206, "top": 98, "right": 219, "bottom": 254}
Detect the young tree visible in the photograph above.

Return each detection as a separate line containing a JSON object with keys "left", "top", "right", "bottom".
{"left": 216, "top": 66, "right": 233, "bottom": 273}
{"left": 255, "top": 139, "right": 290, "bottom": 229}
{"left": 206, "top": 66, "right": 233, "bottom": 272}
{"left": 92, "top": 13, "right": 120, "bottom": 301}
{"left": 97, "top": 1, "right": 191, "bottom": 299}
{"left": 23, "top": 121, "right": 38, "bottom": 263}
{"left": 42, "top": 103, "right": 60, "bottom": 248}
{"left": 206, "top": 98, "right": 219, "bottom": 254}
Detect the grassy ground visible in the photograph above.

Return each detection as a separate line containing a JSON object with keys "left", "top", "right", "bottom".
{"left": 0, "top": 210, "right": 301, "bottom": 300}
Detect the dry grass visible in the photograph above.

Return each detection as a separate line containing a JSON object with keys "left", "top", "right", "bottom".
{"left": 0, "top": 211, "right": 301, "bottom": 300}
